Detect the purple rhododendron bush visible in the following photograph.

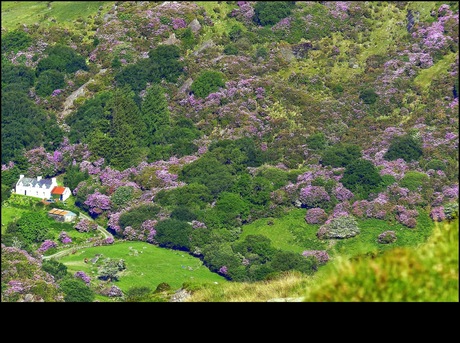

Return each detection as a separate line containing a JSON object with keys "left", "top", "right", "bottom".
{"left": 1, "top": 1, "right": 458, "bottom": 302}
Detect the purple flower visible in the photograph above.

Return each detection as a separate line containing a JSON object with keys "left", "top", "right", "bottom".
{"left": 51, "top": 89, "right": 62, "bottom": 97}
{"left": 105, "top": 237, "right": 115, "bottom": 245}
{"left": 38, "top": 240, "right": 57, "bottom": 253}
{"left": 74, "top": 271, "right": 91, "bottom": 284}
{"left": 430, "top": 206, "right": 446, "bottom": 222}
{"left": 334, "top": 185, "right": 354, "bottom": 201}
{"left": 305, "top": 208, "right": 328, "bottom": 224}
{"left": 84, "top": 191, "right": 112, "bottom": 215}
{"left": 302, "top": 250, "right": 330, "bottom": 264}
{"left": 299, "top": 186, "right": 330, "bottom": 208}
{"left": 59, "top": 231, "right": 72, "bottom": 244}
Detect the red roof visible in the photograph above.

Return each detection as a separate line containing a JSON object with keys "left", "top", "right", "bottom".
{"left": 51, "top": 186, "right": 66, "bottom": 195}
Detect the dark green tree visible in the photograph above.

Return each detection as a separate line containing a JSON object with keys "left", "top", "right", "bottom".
{"left": 36, "top": 44, "right": 87, "bottom": 75}
{"left": 114, "top": 59, "right": 151, "bottom": 93}
{"left": 1, "top": 30, "right": 32, "bottom": 53}
{"left": 384, "top": 135, "right": 423, "bottom": 162}
{"left": 59, "top": 277, "right": 95, "bottom": 302}
{"left": 1, "top": 64, "right": 36, "bottom": 92}
{"left": 141, "top": 84, "right": 170, "bottom": 143}
{"left": 118, "top": 204, "right": 160, "bottom": 230}
{"left": 154, "top": 219, "right": 193, "bottom": 251}
{"left": 42, "top": 259, "right": 69, "bottom": 281}
{"left": 321, "top": 143, "right": 362, "bottom": 168}
{"left": 170, "top": 206, "right": 198, "bottom": 222}
{"left": 270, "top": 251, "right": 317, "bottom": 275}
{"left": 233, "top": 235, "right": 276, "bottom": 263}
{"left": 341, "top": 158, "right": 383, "bottom": 197}
{"left": 107, "top": 87, "right": 147, "bottom": 169}
{"left": 63, "top": 164, "right": 89, "bottom": 190}
{"left": 12, "top": 212, "right": 50, "bottom": 245}
{"left": 306, "top": 132, "right": 327, "bottom": 150}
{"left": 359, "top": 88, "right": 378, "bottom": 104}
{"left": 191, "top": 70, "right": 225, "bottom": 98}
{"left": 66, "top": 91, "right": 113, "bottom": 144}
{"left": 149, "top": 44, "right": 184, "bottom": 83}
{"left": 35, "top": 69, "right": 65, "bottom": 96}
{"left": 253, "top": 2, "right": 296, "bottom": 26}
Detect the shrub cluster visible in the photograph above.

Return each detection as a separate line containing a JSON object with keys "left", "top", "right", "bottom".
{"left": 317, "top": 216, "right": 360, "bottom": 239}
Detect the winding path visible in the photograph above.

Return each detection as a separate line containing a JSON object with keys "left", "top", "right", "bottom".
{"left": 42, "top": 212, "right": 113, "bottom": 261}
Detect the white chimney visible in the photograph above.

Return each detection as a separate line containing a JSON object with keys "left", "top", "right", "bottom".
{"left": 19, "top": 174, "right": 24, "bottom": 179}
{"left": 37, "top": 176, "right": 42, "bottom": 181}
{"left": 52, "top": 177, "right": 57, "bottom": 184}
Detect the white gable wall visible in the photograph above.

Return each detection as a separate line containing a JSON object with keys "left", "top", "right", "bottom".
{"left": 15, "top": 175, "right": 58, "bottom": 199}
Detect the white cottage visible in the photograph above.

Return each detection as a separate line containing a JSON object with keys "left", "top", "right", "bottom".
{"left": 15, "top": 175, "right": 58, "bottom": 200}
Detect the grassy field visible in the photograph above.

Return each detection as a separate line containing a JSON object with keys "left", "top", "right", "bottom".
{"left": 302, "top": 219, "right": 459, "bottom": 302}
{"left": 239, "top": 208, "right": 326, "bottom": 253}
{"left": 1, "top": 206, "right": 30, "bottom": 234}
{"left": 1, "top": 1, "right": 112, "bottom": 29}
{"left": 58, "top": 241, "right": 227, "bottom": 294}
{"left": 239, "top": 207, "right": 434, "bottom": 259}
{"left": 186, "top": 218, "right": 458, "bottom": 302}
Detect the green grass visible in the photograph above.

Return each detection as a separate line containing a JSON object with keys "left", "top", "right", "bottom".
{"left": 58, "top": 241, "right": 227, "bottom": 294}
{"left": 332, "top": 208, "right": 434, "bottom": 258}
{"left": 195, "top": 1, "right": 242, "bottom": 41}
{"left": 414, "top": 52, "right": 457, "bottom": 90}
{"left": 186, "top": 218, "right": 457, "bottom": 302}
{"left": 358, "top": 3, "right": 408, "bottom": 63}
{"left": 1, "top": 1, "right": 113, "bottom": 29}
{"left": 1, "top": 206, "right": 30, "bottom": 233}
{"left": 239, "top": 208, "right": 327, "bottom": 253}
{"left": 302, "top": 219, "right": 458, "bottom": 302}
{"left": 239, "top": 207, "right": 434, "bottom": 260}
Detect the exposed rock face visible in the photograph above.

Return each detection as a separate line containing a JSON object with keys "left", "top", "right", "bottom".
{"left": 179, "top": 78, "right": 194, "bottom": 94}
{"left": 164, "top": 33, "right": 180, "bottom": 45}
{"left": 189, "top": 18, "right": 201, "bottom": 33}
{"left": 170, "top": 288, "right": 192, "bottom": 302}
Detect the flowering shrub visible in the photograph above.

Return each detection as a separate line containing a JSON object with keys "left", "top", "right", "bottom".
{"left": 302, "top": 250, "right": 330, "bottom": 264}
{"left": 75, "top": 218, "right": 98, "bottom": 232}
{"left": 84, "top": 191, "right": 112, "bottom": 216}
{"left": 74, "top": 271, "right": 91, "bottom": 284}
{"left": 394, "top": 205, "right": 418, "bottom": 228}
{"left": 430, "top": 206, "right": 446, "bottom": 222}
{"left": 38, "top": 240, "right": 57, "bottom": 253}
{"left": 377, "top": 231, "right": 397, "bottom": 244}
{"left": 443, "top": 202, "right": 459, "bottom": 220}
{"left": 334, "top": 184, "right": 354, "bottom": 202}
{"left": 299, "top": 185, "right": 330, "bottom": 208}
{"left": 317, "top": 216, "right": 360, "bottom": 239}
{"left": 103, "top": 237, "right": 115, "bottom": 245}
{"left": 59, "top": 231, "right": 72, "bottom": 244}
{"left": 305, "top": 208, "right": 328, "bottom": 224}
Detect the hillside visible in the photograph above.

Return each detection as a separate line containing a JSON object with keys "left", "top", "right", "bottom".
{"left": 1, "top": 1, "right": 458, "bottom": 302}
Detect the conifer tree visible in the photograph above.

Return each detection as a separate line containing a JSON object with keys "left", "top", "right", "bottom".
{"left": 108, "top": 87, "right": 147, "bottom": 170}
{"left": 141, "top": 84, "right": 170, "bottom": 143}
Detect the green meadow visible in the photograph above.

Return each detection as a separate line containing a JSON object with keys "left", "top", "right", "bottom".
{"left": 239, "top": 207, "right": 434, "bottom": 259}
{"left": 1, "top": 1, "right": 112, "bottom": 28}
{"left": 58, "top": 241, "right": 227, "bottom": 293}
